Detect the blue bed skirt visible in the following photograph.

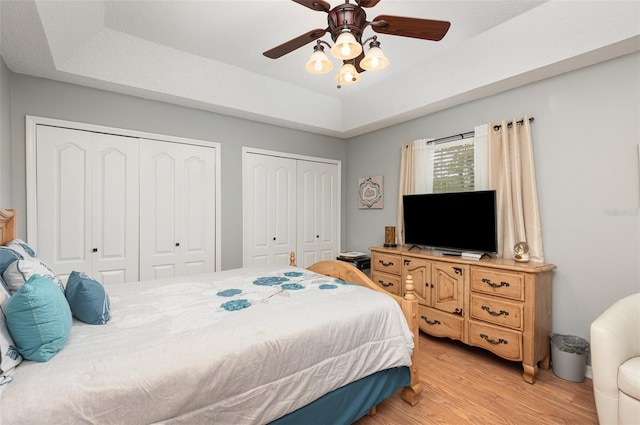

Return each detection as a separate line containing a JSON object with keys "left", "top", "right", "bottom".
{"left": 269, "top": 366, "right": 411, "bottom": 425}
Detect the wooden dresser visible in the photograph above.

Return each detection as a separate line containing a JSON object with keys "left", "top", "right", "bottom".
{"left": 370, "top": 246, "right": 556, "bottom": 384}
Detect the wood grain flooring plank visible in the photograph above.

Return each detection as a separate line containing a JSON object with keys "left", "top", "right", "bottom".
{"left": 354, "top": 333, "right": 598, "bottom": 425}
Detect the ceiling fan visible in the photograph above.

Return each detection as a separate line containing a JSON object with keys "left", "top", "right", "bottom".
{"left": 263, "top": 0, "right": 451, "bottom": 87}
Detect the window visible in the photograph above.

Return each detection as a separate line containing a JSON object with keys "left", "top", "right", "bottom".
{"left": 432, "top": 141, "right": 475, "bottom": 193}
{"left": 413, "top": 130, "right": 488, "bottom": 194}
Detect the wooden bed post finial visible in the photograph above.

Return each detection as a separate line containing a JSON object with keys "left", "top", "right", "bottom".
{"left": 289, "top": 251, "right": 296, "bottom": 267}
{"left": 404, "top": 274, "right": 416, "bottom": 301}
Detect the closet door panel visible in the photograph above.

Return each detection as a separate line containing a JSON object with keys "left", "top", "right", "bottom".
{"left": 35, "top": 126, "right": 138, "bottom": 284}
{"left": 298, "top": 165, "right": 318, "bottom": 267}
{"left": 139, "top": 141, "right": 182, "bottom": 280}
{"left": 182, "top": 144, "right": 216, "bottom": 275}
{"left": 273, "top": 163, "right": 297, "bottom": 266}
{"left": 36, "top": 126, "right": 92, "bottom": 282}
{"left": 318, "top": 167, "right": 338, "bottom": 261}
{"left": 91, "top": 134, "right": 139, "bottom": 284}
{"left": 247, "top": 161, "right": 270, "bottom": 266}
{"left": 244, "top": 154, "right": 296, "bottom": 267}
{"left": 140, "top": 140, "right": 216, "bottom": 280}
{"left": 297, "top": 161, "right": 339, "bottom": 267}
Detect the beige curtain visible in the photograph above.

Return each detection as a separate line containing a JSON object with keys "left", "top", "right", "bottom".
{"left": 397, "top": 142, "right": 416, "bottom": 246}
{"left": 397, "top": 139, "right": 434, "bottom": 244}
{"left": 489, "top": 116, "right": 544, "bottom": 262}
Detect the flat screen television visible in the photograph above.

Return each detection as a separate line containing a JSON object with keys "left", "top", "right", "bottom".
{"left": 402, "top": 190, "right": 498, "bottom": 254}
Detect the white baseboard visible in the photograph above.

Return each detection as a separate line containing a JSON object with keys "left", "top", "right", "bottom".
{"left": 585, "top": 365, "right": 593, "bottom": 379}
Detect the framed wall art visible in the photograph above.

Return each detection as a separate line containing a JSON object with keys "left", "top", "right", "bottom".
{"left": 358, "top": 176, "right": 383, "bottom": 209}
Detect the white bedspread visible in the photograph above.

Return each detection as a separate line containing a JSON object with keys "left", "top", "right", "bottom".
{"left": 0, "top": 266, "right": 414, "bottom": 425}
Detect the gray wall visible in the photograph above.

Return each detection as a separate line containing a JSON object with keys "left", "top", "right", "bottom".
{"left": 346, "top": 52, "right": 640, "bottom": 341}
{"left": 6, "top": 73, "right": 347, "bottom": 271}
{"left": 2, "top": 52, "right": 638, "bottom": 344}
{"left": 0, "top": 57, "right": 10, "bottom": 206}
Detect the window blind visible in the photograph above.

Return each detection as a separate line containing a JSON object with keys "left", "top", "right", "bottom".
{"left": 432, "top": 142, "right": 475, "bottom": 193}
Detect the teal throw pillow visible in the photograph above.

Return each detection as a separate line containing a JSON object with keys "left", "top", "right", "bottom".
{"left": 5, "top": 274, "right": 72, "bottom": 362}
{"left": 0, "top": 247, "right": 22, "bottom": 276}
{"left": 65, "top": 271, "right": 110, "bottom": 325}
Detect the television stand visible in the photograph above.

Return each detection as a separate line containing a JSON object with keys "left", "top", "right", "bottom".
{"left": 369, "top": 245, "right": 556, "bottom": 384}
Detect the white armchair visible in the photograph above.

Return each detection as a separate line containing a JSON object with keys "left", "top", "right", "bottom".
{"left": 590, "top": 292, "right": 640, "bottom": 425}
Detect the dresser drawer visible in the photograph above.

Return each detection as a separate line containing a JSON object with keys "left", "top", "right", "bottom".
{"left": 468, "top": 321, "right": 523, "bottom": 361}
{"left": 417, "top": 305, "right": 464, "bottom": 341}
{"left": 371, "top": 270, "right": 402, "bottom": 296}
{"left": 470, "top": 294, "right": 524, "bottom": 330}
{"left": 371, "top": 252, "right": 402, "bottom": 275}
{"left": 470, "top": 268, "right": 524, "bottom": 301}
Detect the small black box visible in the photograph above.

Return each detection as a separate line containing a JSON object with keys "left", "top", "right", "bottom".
{"left": 336, "top": 255, "right": 371, "bottom": 271}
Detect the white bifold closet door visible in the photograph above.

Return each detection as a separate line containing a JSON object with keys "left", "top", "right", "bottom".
{"left": 36, "top": 125, "right": 139, "bottom": 284}
{"left": 139, "top": 139, "right": 216, "bottom": 280}
{"left": 244, "top": 153, "right": 297, "bottom": 266}
{"left": 297, "top": 160, "right": 339, "bottom": 267}
{"left": 244, "top": 151, "right": 339, "bottom": 268}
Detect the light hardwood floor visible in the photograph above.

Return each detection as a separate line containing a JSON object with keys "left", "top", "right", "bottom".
{"left": 355, "top": 333, "right": 598, "bottom": 425}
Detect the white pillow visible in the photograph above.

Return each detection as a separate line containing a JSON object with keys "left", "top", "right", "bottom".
{"left": 4, "top": 239, "right": 38, "bottom": 260}
{"left": 2, "top": 259, "right": 64, "bottom": 294}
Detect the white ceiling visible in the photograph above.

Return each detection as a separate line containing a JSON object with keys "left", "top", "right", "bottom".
{"left": 1, "top": 0, "right": 639, "bottom": 138}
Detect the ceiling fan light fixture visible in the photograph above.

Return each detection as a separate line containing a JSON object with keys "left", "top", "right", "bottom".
{"left": 305, "top": 44, "right": 333, "bottom": 74}
{"left": 335, "top": 62, "right": 361, "bottom": 85}
{"left": 360, "top": 37, "right": 389, "bottom": 71}
{"left": 330, "top": 31, "right": 362, "bottom": 60}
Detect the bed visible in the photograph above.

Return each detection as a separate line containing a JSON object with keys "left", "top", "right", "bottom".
{"left": 0, "top": 208, "right": 421, "bottom": 424}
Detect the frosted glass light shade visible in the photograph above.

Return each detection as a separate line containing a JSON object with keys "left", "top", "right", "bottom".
{"left": 360, "top": 46, "right": 389, "bottom": 71}
{"left": 335, "top": 63, "right": 361, "bottom": 85}
{"left": 330, "top": 32, "right": 362, "bottom": 60}
{"left": 305, "top": 49, "right": 333, "bottom": 74}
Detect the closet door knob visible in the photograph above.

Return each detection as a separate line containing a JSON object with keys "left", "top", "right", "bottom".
{"left": 175, "top": 243, "right": 180, "bottom": 247}
{"left": 92, "top": 248, "right": 98, "bottom": 253}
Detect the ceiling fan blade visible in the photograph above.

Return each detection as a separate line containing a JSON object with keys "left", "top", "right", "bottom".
{"left": 356, "top": 0, "right": 381, "bottom": 7}
{"left": 292, "top": 0, "right": 331, "bottom": 12}
{"left": 263, "top": 28, "right": 328, "bottom": 59}
{"left": 371, "top": 15, "right": 451, "bottom": 41}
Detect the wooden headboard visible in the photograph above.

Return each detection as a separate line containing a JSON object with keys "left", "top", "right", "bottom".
{"left": 0, "top": 209, "right": 16, "bottom": 245}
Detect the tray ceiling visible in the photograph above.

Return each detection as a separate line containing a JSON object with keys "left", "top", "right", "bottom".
{"left": 1, "top": 1, "right": 639, "bottom": 138}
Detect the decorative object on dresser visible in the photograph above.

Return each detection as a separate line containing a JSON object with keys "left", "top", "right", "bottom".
{"left": 370, "top": 245, "right": 556, "bottom": 384}
{"left": 514, "top": 241, "right": 530, "bottom": 262}
{"left": 384, "top": 226, "right": 397, "bottom": 247}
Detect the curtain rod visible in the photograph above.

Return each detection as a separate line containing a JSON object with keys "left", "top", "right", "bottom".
{"left": 427, "top": 116, "right": 535, "bottom": 145}
{"left": 428, "top": 131, "right": 474, "bottom": 145}
{"left": 493, "top": 116, "right": 535, "bottom": 131}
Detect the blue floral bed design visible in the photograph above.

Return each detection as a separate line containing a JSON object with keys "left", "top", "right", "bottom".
{"left": 216, "top": 269, "right": 352, "bottom": 312}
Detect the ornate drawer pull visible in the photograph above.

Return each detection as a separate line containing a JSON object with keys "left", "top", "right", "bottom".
{"left": 378, "top": 280, "right": 394, "bottom": 287}
{"left": 480, "top": 334, "right": 508, "bottom": 345}
{"left": 482, "top": 278, "right": 510, "bottom": 288}
{"left": 481, "top": 306, "right": 509, "bottom": 317}
{"left": 421, "top": 315, "right": 441, "bottom": 326}
{"left": 379, "top": 260, "right": 394, "bottom": 267}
